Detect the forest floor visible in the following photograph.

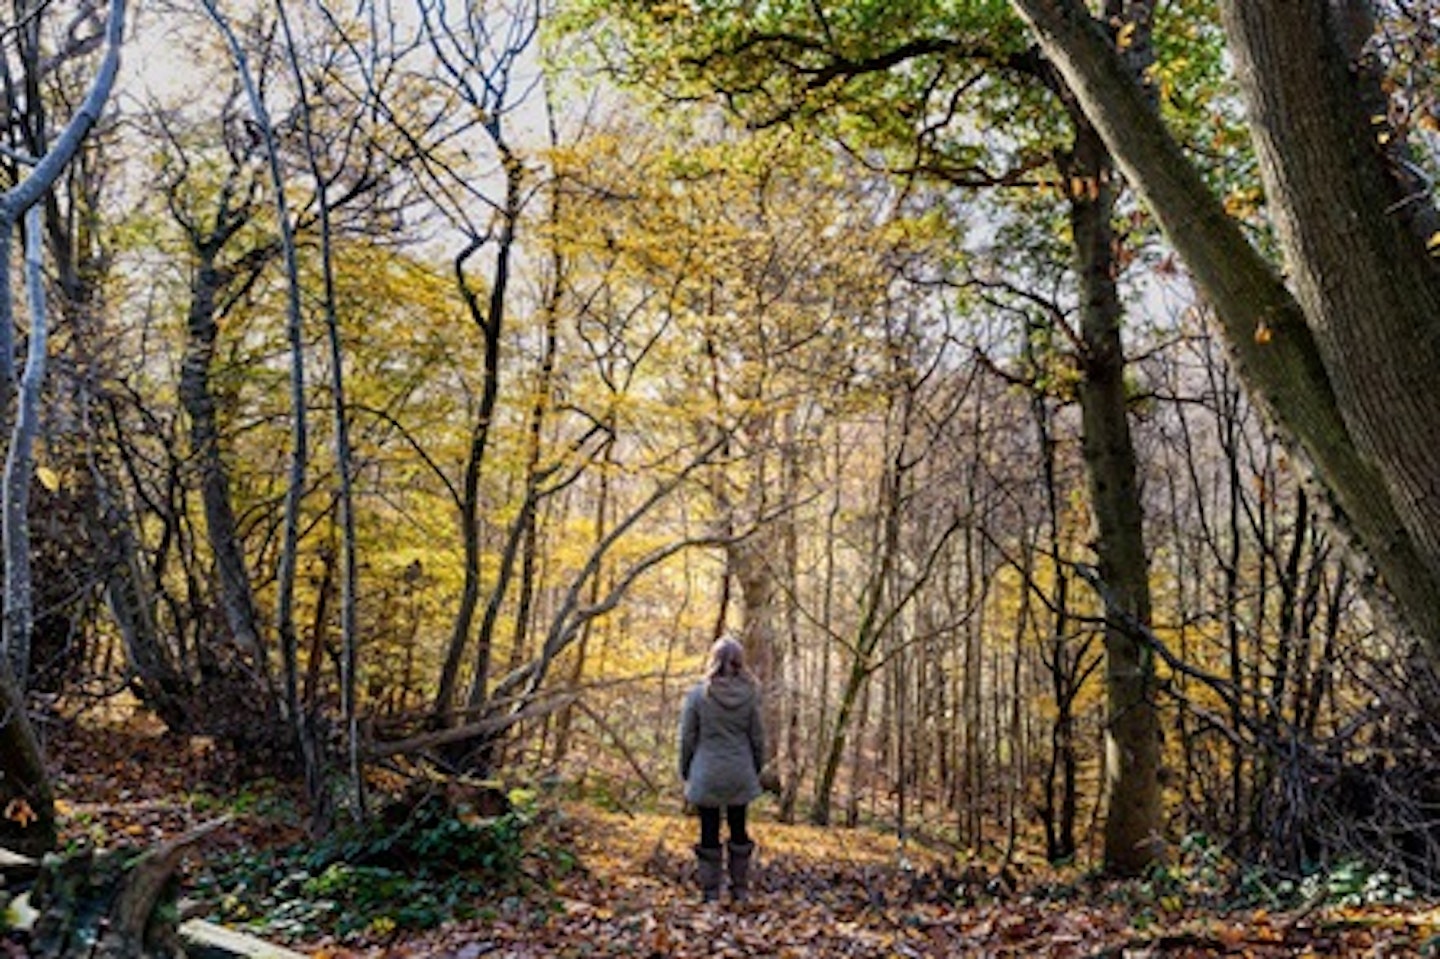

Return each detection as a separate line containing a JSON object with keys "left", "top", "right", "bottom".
{"left": 30, "top": 716, "right": 1440, "bottom": 958}
{"left": 316, "top": 806, "right": 1440, "bottom": 959}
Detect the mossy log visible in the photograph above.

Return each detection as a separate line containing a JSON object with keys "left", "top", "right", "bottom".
{"left": 23, "top": 819, "right": 225, "bottom": 959}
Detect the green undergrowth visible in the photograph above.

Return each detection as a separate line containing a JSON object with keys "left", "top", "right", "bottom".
{"left": 1033, "top": 832, "right": 1423, "bottom": 924}
{"left": 192, "top": 785, "right": 574, "bottom": 942}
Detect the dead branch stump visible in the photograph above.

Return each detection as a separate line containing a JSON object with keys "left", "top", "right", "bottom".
{"left": 24, "top": 819, "right": 226, "bottom": 959}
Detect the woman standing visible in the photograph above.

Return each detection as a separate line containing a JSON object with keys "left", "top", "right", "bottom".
{"left": 678, "top": 635, "right": 765, "bottom": 903}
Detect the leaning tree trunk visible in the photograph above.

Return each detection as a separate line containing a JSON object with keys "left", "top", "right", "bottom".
{"left": 1008, "top": 0, "right": 1440, "bottom": 668}
{"left": 1217, "top": 0, "right": 1440, "bottom": 630}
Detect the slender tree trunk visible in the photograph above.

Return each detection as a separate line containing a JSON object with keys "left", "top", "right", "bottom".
{"left": 1028, "top": 320, "right": 1081, "bottom": 863}
{"left": 810, "top": 638, "right": 866, "bottom": 825}
{"left": 779, "top": 412, "right": 802, "bottom": 813}
{"left": 278, "top": 0, "right": 362, "bottom": 824}
{"left": 1219, "top": 380, "right": 1245, "bottom": 843}
{"left": 0, "top": 214, "right": 53, "bottom": 858}
{"left": 506, "top": 121, "right": 562, "bottom": 721}
{"left": 810, "top": 406, "right": 908, "bottom": 825}
{"left": 812, "top": 427, "right": 842, "bottom": 816}
{"left": 961, "top": 524, "right": 983, "bottom": 847}
{"left": 1065, "top": 111, "right": 1163, "bottom": 874}
{"left": 553, "top": 447, "right": 609, "bottom": 762}
{"left": 434, "top": 149, "right": 519, "bottom": 721}
{"left": 4, "top": 209, "right": 45, "bottom": 687}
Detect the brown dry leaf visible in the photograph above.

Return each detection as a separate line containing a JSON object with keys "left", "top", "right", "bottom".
{"left": 3, "top": 798, "right": 36, "bottom": 828}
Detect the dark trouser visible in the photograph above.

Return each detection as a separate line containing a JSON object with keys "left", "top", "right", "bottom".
{"left": 697, "top": 803, "right": 749, "bottom": 848}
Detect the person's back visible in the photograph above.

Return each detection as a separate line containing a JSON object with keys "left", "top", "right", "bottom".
{"left": 678, "top": 635, "right": 765, "bottom": 903}
{"left": 681, "top": 674, "right": 762, "bottom": 808}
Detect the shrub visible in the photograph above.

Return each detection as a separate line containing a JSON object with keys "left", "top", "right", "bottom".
{"left": 194, "top": 785, "right": 538, "bottom": 942}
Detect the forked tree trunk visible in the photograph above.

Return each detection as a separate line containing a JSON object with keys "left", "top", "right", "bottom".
{"left": 179, "top": 254, "right": 266, "bottom": 668}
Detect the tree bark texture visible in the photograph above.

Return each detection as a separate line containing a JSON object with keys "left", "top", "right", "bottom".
{"left": 4, "top": 209, "right": 46, "bottom": 686}
{"left": 1218, "top": 0, "right": 1440, "bottom": 613}
{"left": 1008, "top": 0, "right": 1440, "bottom": 667}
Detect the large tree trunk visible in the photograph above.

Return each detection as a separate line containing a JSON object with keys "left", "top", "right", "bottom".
{"left": 1217, "top": 0, "right": 1440, "bottom": 583}
{"left": 1008, "top": 0, "right": 1440, "bottom": 671}
{"left": 730, "top": 512, "right": 783, "bottom": 770}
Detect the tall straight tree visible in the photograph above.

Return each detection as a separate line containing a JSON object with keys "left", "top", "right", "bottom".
{"left": 1059, "top": 6, "right": 1162, "bottom": 871}
{"left": 276, "top": 0, "right": 362, "bottom": 825}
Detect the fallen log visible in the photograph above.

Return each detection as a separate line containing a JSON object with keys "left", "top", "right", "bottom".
{"left": 0, "top": 846, "right": 38, "bottom": 883}
{"left": 178, "top": 918, "right": 310, "bottom": 959}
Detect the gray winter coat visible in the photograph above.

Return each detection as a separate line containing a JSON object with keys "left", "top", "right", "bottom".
{"left": 678, "top": 675, "right": 765, "bottom": 807}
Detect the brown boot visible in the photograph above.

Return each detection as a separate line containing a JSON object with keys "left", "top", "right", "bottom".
{"left": 694, "top": 844, "right": 724, "bottom": 902}
{"left": 726, "top": 840, "right": 754, "bottom": 902}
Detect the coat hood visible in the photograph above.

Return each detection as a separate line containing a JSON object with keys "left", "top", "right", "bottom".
{"left": 706, "top": 674, "right": 757, "bottom": 711}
